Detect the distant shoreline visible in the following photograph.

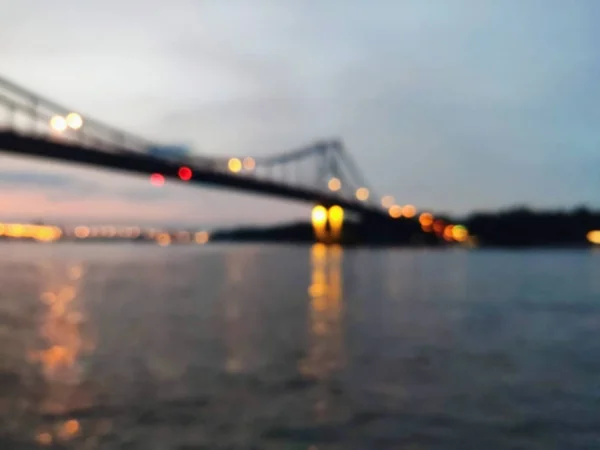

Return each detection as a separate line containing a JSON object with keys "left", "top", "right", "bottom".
{"left": 2, "top": 206, "right": 600, "bottom": 248}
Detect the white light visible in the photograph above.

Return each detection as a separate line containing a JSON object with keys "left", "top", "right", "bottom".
{"left": 66, "top": 112, "right": 83, "bottom": 130}
{"left": 50, "top": 115, "right": 67, "bottom": 132}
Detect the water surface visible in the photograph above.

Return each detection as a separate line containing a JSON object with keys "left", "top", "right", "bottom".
{"left": 0, "top": 243, "right": 599, "bottom": 449}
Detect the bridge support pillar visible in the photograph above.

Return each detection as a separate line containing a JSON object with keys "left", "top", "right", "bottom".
{"left": 311, "top": 205, "right": 344, "bottom": 244}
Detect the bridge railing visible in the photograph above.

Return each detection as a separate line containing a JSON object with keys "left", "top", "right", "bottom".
{"left": 0, "top": 76, "right": 151, "bottom": 154}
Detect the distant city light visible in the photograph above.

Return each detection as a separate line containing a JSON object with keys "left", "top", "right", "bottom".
{"left": 587, "top": 230, "right": 600, "bottom": 244}
{"left": 66, "top": 112, "right": 83, "bottom": 130}
{"left": 228, "top": 158, "right": 242, "bottom": 173}
{"left": 328, "top": 177, "right": 341, "bottom": 192}
{"left": 452, "top": 225, "right": 469, "bottom": 242}
{"left": 194, "top": 231, "right": 210, "bottom": 244}
{"left": 443, "top": 225, "right": 454, "bottom": 241}
{"left": 50, "top": 115, "right": 67, "bottom": 132}
{"left": 74, "top": 226, "right": 90, "bottom": 239}
{"left": 178, "top": 166, "right": 192, "bottom": 181}
{"left": 150, "top": 173, "right": 165, "bottom": 186}
{"left": 355, "top": 187, "right": 369, "bottom": 201}
{"left": 156, "top": 233, "right": 171, "bottom": 247}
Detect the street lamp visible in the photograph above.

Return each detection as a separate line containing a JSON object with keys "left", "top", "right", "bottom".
{"left": 66, "top": 112, "right": 83, "bottom": 130}
{"left": 50, "top": 115, "right": 67, "bottom": 132}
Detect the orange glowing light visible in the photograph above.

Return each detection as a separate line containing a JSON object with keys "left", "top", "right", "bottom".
{"left": 355, "top": 187, "right": 369, "bottom": 201}
{"left": 433, "top": 220, "right": 445, "bottom": 234}
{"left": 388, "top": 204, "right": 402, "bottom": 218}
{"left": 419, "top": 212, "right": 433, "bottom": 227}
{"left": 36, "top": 432, "right": 52, "bottom": 446}
{"left": 195, "top": 231, "right": 209, "bottom": 244}
{"left": 243, "top": 157, "right": 256, "bottom": 170}
{"left": 156, "top": 233, "right": 171, "bottom": 246}
{"left": 178, "top": 166, "right": 192, "bottom": 181}
{"left": 150, "top": 173, "right": 165, "bottom": 186}
{"left": 402, "top": 204, "right": 416, "bottom": 218}
{"left": 587, "top": 230, "right": 600, "bottom": 244}
{"left": 328, "top": 177, "right": 341, "bottom": 192}
{"left": 63, "top": 419, "right": 80, "bottom": 436}
{"left": 443, "top": 225, "right": 454, "bottom": 241}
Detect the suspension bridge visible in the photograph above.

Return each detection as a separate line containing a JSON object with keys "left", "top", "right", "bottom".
{"left": 0, "top": 75, "right": 467, "bottom": 244}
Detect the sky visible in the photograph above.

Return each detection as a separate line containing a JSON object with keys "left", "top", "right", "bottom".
{"left": 1, "top": 0, "right": 599, "bottom": 226}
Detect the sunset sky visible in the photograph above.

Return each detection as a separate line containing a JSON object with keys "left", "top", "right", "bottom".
{"left": 1, "top": 0, "right": 599, "bottom": 226}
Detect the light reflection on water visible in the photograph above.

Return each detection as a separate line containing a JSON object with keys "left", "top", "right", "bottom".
{"left": 0, "top": 243, "right": 599, "bottom": 449}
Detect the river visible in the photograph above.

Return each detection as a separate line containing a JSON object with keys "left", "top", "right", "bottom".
{"left": 0, "top": 243, "right": 599, "bottom": 449}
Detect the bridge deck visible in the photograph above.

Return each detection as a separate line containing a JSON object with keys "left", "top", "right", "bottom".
{"left": 0, "top": 131, "right": 386, "bottom": 215}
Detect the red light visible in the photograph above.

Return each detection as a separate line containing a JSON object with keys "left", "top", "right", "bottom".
{"left": 150, "top": 173, "right": 165, "bottom": 186}
{"left": 178, "top": 166, "right": 192, "bottom": 181}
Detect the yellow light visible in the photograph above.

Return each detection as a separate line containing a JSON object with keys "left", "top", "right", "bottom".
{"left": 419, "top": 212, "right": 433, "bottom": 227}
{"left": 5, "top": 223, "right": 25, "bottom": 238}
{"left": 50, "top": 115, "right": 67, "bottom": 132}
{"left": 328, "top": 205, "right": 344, "bottom": 224}
{"left": 66, "top": 112, "right": 83, "bottom": 130}
{"left": 587, "top": 230, "right": 600, "bottom": 244}
{"left": 402, "top": 204, "right": 416, "bottom": 218}
{"left": 311, "top": 205, "right": 328, "bottom": 242}
{"left": 388, "top": 204, "right": 402, "bottom": 218}
{"left": 243, "top": 156, "right": 256, "bottom": 170}
{"left": 328, "top": 205, "right": 344, "bottom": 241}
{"left": 312, "top": 205, "right": 328, "bottom": 225}
{"left": 0, "top": 223, "right": 4, "bottom": 236}
{"left": 328, "top": 177, "right": 341, "bottom": 192}
{"left": 381, "top": 195, "right": 394, "bottom": 208}
{"left": 195, "top": 231, "right": 209, "bottom": 244}
{"left": 34, "top": 226, "right": 62, "bottom": 242}
{"left": 228, "top": 158, "right": 242, "bottom": 173}
{"left": 452, "top": 225, "right": 469, "bottom": 242}
{"left": 355, "top": 187, "right": 369, "bottom": 201}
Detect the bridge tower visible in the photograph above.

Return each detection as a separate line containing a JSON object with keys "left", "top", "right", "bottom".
{"left": 253, "top": 139, "right": 374, "bottom": 244}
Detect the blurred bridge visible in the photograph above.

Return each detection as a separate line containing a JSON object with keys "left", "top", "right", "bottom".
{"left": 0, "top": 75, "right": 467, "bottom": 243}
